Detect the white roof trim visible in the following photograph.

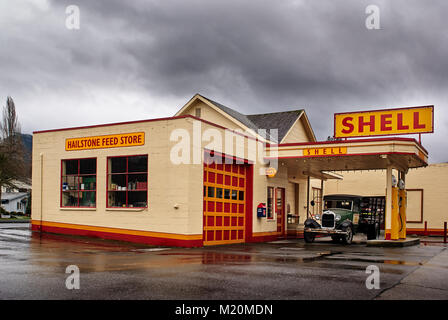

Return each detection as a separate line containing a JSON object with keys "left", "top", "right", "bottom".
{"left": 300, "top": 112, "right": 317, "bottom": 142}
{"left": 279, "top": 110, "right": 317, "bottom": 144}
{"left": 279, "top": 110, "right": 304, "bottom": 144}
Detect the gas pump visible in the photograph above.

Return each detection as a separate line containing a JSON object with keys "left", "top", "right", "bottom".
{"left": 391, "top": 175, "right": 399, "bottom": 240}
{"left": 390, "top": 174, "right": 407, "bottom": 240}
{"left": 398, "top": 179, "right": 407, "bottom": 239}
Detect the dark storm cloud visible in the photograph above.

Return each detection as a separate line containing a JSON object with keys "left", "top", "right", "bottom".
{"left": 1, "top": 0, "right": 447, "bottom": 161}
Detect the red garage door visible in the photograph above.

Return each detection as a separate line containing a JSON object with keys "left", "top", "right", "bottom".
{"left": 203, "top": 151, "right": 250, "bottom": 246}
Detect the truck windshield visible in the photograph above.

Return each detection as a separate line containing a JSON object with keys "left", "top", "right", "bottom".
{"left": 324, "top": 200, "right": 353, "bottom": 210}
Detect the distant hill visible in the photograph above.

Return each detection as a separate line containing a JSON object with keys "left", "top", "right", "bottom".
{"left": 21, "top": 133, "right": 32, "bottom": 160}
{"left": 21, "top": 133, "right": 32, "bottom": 177}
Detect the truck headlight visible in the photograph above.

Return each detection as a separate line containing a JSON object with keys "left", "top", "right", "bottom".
{"left": 335, "top": 214, "right": 341, "bottom": 221}
{"left": 315, "top": 214, "right": 320, "bottom": 220}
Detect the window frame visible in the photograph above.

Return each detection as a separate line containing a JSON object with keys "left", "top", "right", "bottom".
{"left": 267, "top": 186, "right": 275, "bottom": 219}
{"left": 106, "top": 154, "right": 148, "bottom": 209}
{"left": 60, "top": 157, "right": 97, "bottom": 208}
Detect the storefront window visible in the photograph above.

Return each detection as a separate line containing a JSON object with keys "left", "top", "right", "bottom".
{"left": 267, "top": 186, "right": 274, "bottom": 219}
{"left": 61, "top": 158, "right": 97, "bottom": 207}
{"left": 107, "top": 155, "right": 148, "bottom": 208}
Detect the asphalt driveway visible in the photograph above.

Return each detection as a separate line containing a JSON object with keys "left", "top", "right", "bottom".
{"left": 0, "top": 223, "right": 447, "bottom": 300}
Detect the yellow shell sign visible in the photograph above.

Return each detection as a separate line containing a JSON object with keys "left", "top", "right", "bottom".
{"left": 66, "top": 132, "right": 145, "bottom": 151}
{"left": 334, "top": 106, "right": 434, "bottom": 138}
{"left": 303, "top": 147, "right": 347, "bottom": 156}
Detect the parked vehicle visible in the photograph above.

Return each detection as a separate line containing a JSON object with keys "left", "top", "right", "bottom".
{"left": 303, "top": 194, "right": 381, "bottom": 244}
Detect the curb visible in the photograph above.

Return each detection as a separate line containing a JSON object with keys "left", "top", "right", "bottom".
{"left": 0, "top": 220, "right": 31, "bottom": 224}
{"left": 367, "top": 238, "right": 420, "bottom": 247}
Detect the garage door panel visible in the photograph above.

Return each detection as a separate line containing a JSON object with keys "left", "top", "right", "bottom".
{"left": 203, "top": 152, "right": 248, "bottom": 246}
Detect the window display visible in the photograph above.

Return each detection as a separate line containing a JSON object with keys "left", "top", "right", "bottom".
{"left": 61, "top": 158, "right": 96, "bottom": 207}
{"left": 107, "top": 155, "right": 148, "bottom": 208}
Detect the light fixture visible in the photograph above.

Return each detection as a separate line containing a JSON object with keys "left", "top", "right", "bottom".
{"left": 392, "top": 175, "right": 398, "bottom": 187}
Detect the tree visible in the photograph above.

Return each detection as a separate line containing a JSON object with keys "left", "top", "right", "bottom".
{"left": 0, "top": 97, "right": 26, "bottom": 207}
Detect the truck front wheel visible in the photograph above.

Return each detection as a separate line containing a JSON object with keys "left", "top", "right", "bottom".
{"left": 304, "top": 232, "right": 316, "bottom": 243}
{"left": 341, "top": 226, "right": 353, "bottom": 244}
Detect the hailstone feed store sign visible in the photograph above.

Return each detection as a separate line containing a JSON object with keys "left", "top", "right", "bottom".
{"left": 65, "top": 132, "right": 145, "bottom": 151}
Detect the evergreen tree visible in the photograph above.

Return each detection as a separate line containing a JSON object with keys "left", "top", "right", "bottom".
{"left": 0, "top": 96, "right": 26, "bottom": 206}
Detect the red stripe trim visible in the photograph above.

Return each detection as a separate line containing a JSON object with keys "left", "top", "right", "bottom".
{"left": 269, "top": 137, "right": 427, "bottom": 154}
{"left": 264, "top": 151, "right": 427, "bottom": 165}
{"left": 384, "top": 228, "right": 446, "bottom": 239}
{"left": 248, "top": 234, "right": 278, "bottom": 243}
{"left": 33, "top": 114, "right": 259, "bottom": 142}
{"left": 34, "top": 115, "right": 190, "bottom": 134}
{"left": 334, "top": 131, "right": 433, "bottom": 140}
{"left": 245, "top": 164, "right": 254, "bottom": 242}
{"left": 406, "top": 228, "right": 447, "bottom": 236}
{"left": 333, "top": 105, "right": 434, "bottom": 116}
{"left": 31, "top": 223, "right": 203, "bottom": 248}
{"left": 204, "top": 149, "right": 254, "bottom": 165}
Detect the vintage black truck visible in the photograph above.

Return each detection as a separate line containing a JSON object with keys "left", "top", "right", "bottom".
{"left": 303, "top": 194, "right": 381, "bottom": 244}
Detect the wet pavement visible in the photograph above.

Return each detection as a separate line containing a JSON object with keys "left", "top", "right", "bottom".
{"left": 0, "top": 223, "right": 447, "bottom": 300}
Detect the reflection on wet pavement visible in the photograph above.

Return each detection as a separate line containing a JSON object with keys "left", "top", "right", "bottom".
{"left": 1, "top": 223, "right": 447, "bottom": 299}
{"left": 19, "top": 227, "right": 442, "bottom": 272}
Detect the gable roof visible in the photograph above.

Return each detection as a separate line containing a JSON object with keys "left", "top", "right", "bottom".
{"left": 199, "top": 96, "right": 261, "bottom": 134}
{"left": 247, "top": 110, "right": 304, "bottom": 143}
{"left": 175, "top": 93, "right": 316, "bottom": 143}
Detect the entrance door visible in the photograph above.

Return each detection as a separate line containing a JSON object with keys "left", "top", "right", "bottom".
{"left": 287, "top": 183, "right": 300, "bottom": 232}
{"left": 203, "top": 152, "right": 249, "bottom": 246}
{"left": 276, "top": 188, "right": 285, "bottom": 237}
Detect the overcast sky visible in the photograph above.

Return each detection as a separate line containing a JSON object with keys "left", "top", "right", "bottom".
{"left": 1, "top": 0, "right": 447, "bottom": 162}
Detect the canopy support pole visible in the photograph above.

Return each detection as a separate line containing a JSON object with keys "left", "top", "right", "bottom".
{"left": 385, "top": 165, "right": 393, "bottom": 240}
{"left": 306, "top": 176, "right": 310, "bottom": 219}
{"left": 320, "top": 179, "right": 324, "bottom": 214}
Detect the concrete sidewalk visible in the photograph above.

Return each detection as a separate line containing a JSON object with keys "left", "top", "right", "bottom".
{"left": 376, "top": 248, "right": 448, "bottom": 299}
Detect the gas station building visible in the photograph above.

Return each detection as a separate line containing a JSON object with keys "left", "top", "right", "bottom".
{"left": 31, "top": 94, "right": 434, "bottom": 246}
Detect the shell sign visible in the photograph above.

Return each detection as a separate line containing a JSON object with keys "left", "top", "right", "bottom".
{"left": 334, "top": 106, "right": 434, "bottom": 138}
{"left": 303, "top": 147, "right": 347, "bottom": 156}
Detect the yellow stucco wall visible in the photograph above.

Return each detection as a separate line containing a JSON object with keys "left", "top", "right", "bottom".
{"left": 281, "top": 117, "right": 311, "bottom": 144}
{"left": 32, "top": 97, "right": 320, "bottom": 242}
{"left": 32, "top": 118, "right": 203, "bottom": 235}
{"left": 32, "top": 115, "right": 304, "bottom": 238}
